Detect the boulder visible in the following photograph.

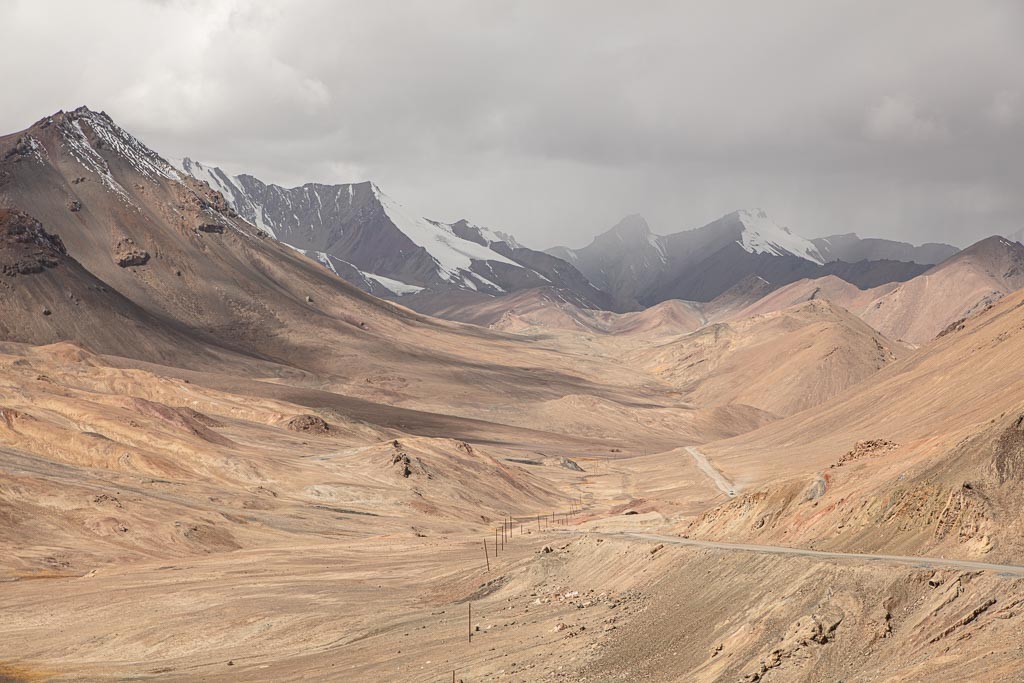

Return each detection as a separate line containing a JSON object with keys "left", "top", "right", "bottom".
{"left": 285, "top": 414, "right": 329, "bottom": 434}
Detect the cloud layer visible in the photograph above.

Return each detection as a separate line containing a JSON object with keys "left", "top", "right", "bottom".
{"left": 3, "top": 0, "right": 1023, "bottom": 248}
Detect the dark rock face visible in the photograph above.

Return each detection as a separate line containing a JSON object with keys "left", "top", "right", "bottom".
{"left": 0, "top": 208, "right": 67, "bottom": 276}
{"left": 196, "top": 223, "right": 225, "bottom": 234}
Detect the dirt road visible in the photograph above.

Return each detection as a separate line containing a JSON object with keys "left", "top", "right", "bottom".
{"left": 585, "top": 530, "right": 1024, "bottom": 577}
{"left": 685, "top": 446, "right": 736, "bottom": 496}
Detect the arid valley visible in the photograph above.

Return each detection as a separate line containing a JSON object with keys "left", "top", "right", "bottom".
{"left": 4, "top": 3, "right": 1024, "bottom": 682}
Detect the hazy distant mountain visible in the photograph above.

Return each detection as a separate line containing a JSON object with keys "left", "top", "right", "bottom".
{"left": 176, "top": 158, "right": 615, "bottom": 311}
{"left": 548, "top": 209, "right": 928, "bottom": 307}
{"left": 544, "top": 214, "right": 666, "bottom": 310}
{"left": 812, "top": 233, "right": 958, "bottom": 265}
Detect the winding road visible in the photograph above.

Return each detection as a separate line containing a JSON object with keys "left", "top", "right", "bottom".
{"left": 685, "top": 446, "right": 736, "bottom": 496}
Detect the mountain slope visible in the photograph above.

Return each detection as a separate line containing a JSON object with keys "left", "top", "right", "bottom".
{"left": 728, "top": 274, "right": 896, "bottom": 320}
{"left": 860, "top": 236, "right": 1024, "bottom": 343}
{"left": 624, "top": 299, "right": 908, "bottom": 418}
{"left": 693, "top": 285, "right": 1024, "bottom": 564}
{"left": 0, "top": 208, "right": 225, "bottom": 364}
{"left": 175, "top": 158, "right": 615, "bottom": 311}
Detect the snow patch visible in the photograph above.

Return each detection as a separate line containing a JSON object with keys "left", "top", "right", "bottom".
{"left": 77, "top": 112, "right": 179, "bottom": 183}
{"left": 300, "top": 248, "right": 424, "bottom": 296}
{"left": 25, "top": 136, "right": 47, "bottom": 164}
{"left": 371, "top": 183, "right": 519, "bottom": 280}
{"left": 735, "top": 209, "right": 824, "bottom": 265}
{"left": 648, "top": 233, "right": 667, "bottom": 263}
{"left": 362, "top": 271, "right": 425, "bottom": 296}
{"left": 311, "top": 250, "right": 340, "bottom": 275}
{"left": 61, "top": 119, "right": 131, "bottom": 201}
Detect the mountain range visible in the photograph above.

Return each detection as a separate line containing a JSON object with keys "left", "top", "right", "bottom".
{"left": 175, "top": 158, "right": 965, "bottom": 319}
{"left": 547, "top": 211, "right": 953, "bottom": 309}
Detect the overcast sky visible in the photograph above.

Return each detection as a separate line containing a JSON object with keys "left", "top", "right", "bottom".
{"left": 3, "top": 0, "right": 1023, "bottom": 249}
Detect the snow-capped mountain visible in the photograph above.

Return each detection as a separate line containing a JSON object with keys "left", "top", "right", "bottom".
{"left": 175, "top": 158, "right": 614, "bottom": 309}
{"left": 548, "top": 209, "right": 931, "bottom": 307}
{"left": 733, "top": 209, "right": 824, "bottom": 264}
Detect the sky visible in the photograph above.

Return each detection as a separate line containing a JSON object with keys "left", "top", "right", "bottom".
{"left": 2, "top": 0, "right": 1023, "bottom": 249}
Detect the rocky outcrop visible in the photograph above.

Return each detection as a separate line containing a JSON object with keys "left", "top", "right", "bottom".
{"left": 743, "top": 610, "right": 843, "bottom": 682}
{"left": 992, "top": 414, "right": 1024, "bottom": 483}
{"left": 113, "top": 236, "right": 150, "bottom": 267}
{"left": 285, "top": 414, "right": 330, "bottom": 434}
{"left": 0, "top": 208, "right": 66, "bottom": 276}
{"left": 833, "top": 439, "right": 899, "bottom": 467}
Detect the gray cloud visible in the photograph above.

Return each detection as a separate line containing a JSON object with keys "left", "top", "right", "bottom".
{"left": 2, "top": 0, "right": 1023, "bottom": 248}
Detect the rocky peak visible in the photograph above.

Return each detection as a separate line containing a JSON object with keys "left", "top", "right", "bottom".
{"left": 602, "top": 214, "right": 653, "bottom": 243}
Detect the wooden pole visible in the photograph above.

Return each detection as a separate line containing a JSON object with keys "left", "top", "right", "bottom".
{"left": 468, "top": 602, "right": 472, "bottom": 643}
{"left": 483, "top": 539, "right": 490, "bottom": 571}
{"left": 495, "top": 528, "right": 499, "bottom": 556}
